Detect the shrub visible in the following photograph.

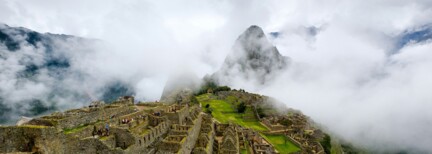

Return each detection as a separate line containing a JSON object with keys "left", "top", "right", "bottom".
{"left": 237, "top": 102, "right": 246, "bottom": 113}
{"left": 214, "top": 86, "right": 231, "bottom": 92}
{"left": 205, "top": 107, "right": 213, "bottom": 115}
{"left": 320, "top": 134, "right": 332, "bottom": 154}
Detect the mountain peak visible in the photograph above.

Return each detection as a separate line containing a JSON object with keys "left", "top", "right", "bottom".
{"left": 240, "top": 25, "right": 265, "bottom": 39}
{"left": 212, "top": 25, "right": 290, "bottom": 85}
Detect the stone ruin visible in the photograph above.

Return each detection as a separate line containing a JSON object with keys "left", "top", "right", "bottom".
{"left": 1, "top": 94, "right": 328, "bottom": 154}
{"left": 261, "top": 116, "right": 287, "bottom": 131}
{"left": 89, "top": 101, "right": 105, "bottom": 108}
{"left": 113, "top": 96, "right": 135, "bottom": 105}
{"left": 1, "top": 96, "right": 216, "bottom": 154}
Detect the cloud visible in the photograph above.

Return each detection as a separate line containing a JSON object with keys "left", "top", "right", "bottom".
{"left": 1, "top": 0, "right": 432, "bottom": 152}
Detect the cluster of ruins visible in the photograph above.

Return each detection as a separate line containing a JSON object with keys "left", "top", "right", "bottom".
{"left": 261, "top": 113, "right": 325, "bottom": 153}
{"left": 1, "top": 93, "right": 328, "bottom": 154}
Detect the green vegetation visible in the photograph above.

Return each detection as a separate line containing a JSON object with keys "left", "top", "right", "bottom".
{"left": 256, "top": 107, "right": 265, "bottom": 118}
{"left": 63, "top": 120, "right": 105, "bottom": 134}
{"left": 19, "top": 125, "right": 48, "bottom": 129}
{"left": 197, "top": 94, "right": 267, "bottom": 131}
{"left": 321, "top": 134, "right": 332, "bottom": 154}
{"left": 190, "top": 95, "right": 199, "bottom": 104}
{"left": 204, "top": 104, "right": 213, "bottom": 114}
{"left": 214, "top": 86, "right": 231, "bottom": 92}
{"left": 64, "top": 124, "right": 89, "bottom": 134}
{"left": 339, "top": 143, "right": 366, "bottom": 154}
{"left": 237, "top": 102, "right": 246, "bottom": 113}
{"left": 197, "top": 93, "right": 301, "bottom": 153}
{"left": 262, "top": 134, "right": 301, "bottom": 153}
{"left": 138, "top": 128, "right": 150, "bottom": 136}
{"left": 243, "top": 107, "right": 255, "bottom": 116}
{"left": 99, "top": 136, "right": 109, "bottom": 140}
{"left": 195, "top": 79, "right": 231, "bottom": 95}
{"left": 241, "top": 138, "right": 251, "bottom": 154}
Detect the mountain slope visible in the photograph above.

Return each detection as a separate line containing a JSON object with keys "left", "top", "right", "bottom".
{"left": 0, "top": 24, "right": 134, "bottom": 124}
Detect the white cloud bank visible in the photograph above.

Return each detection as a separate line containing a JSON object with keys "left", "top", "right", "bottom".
{"left": 1, "top": 0, "right": 432, "bottom": 152}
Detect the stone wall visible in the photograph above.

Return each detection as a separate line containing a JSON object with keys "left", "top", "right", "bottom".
{"left": 55, "top": 106, "right": 135, "bottom": 129}
{"left": 261, "top": 118, "right": 286, "bottom": 131}
{"left": 121, "top": 121, "right": 171, "bottom": 154}
{"left": 193, "top": 114, "right": 215, "bottom": 154}
{"left": 165, "top": 105, "right": 189, "bottom": 125}
{"left": 148, "top": 114, "right": 165, "bottom": 127}
{"left": 177, "top": 113, "right": 202, "bottom": 154}
{"left": 215, "top": 123, "right": 229, "bottom": 136}
{"left": 193, "top": 129, "right": 215, "bottom": 154}
{"left": 0, "top": 126, "right": 62, "bottom": 153}
{"left": 101, "top": 135, "right": 117, "bottom": 149}
{"left": 0, "top": 125, "right": 132, "bottom": 154}
{"left": 113, "top": 96, "right": 134, "bottom": 105}
{"left": 264, "top": 131, "right": 303, "bottom": 150}
{"left": 64, "top": 137, "right": 123, "bottom": 154}
{"left": 142, "top": 121, "right": 171, "bottom": 147}
{"left": 157, "top": 113, "right": 203, "bottom": 154}
{"left": 157, "top": 140, "right": 183, "bottom": 153}
{"left": 66, "top": 122, "right": 111, "bottom": 139}
{"left": 219, "top": 125, "right": 239, "bottom": 154}
{"left": 112, "top": 128, "right": 136, "bottom": 149}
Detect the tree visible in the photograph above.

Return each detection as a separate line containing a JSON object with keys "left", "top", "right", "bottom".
{"left": 320, "top": 134, "right": 332, "bottom": 154}
{"left": 205, "top": 107, "right": 213, "bottom": 114}
{"left": 214, "top": 86, "right": 231, "bottom": 92}
{"left": 237, "top": 102, "right": 246, "bottom": 113}
{"left": 92, "top": 125, "right": 97, "bottom": 137}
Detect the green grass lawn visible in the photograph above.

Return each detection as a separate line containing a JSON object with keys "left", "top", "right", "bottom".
{"left": 262, "top": 134, "right": 301, "bottom": 153}
{"left": 197, "top": 94, "right": 267, "bottom": 131}
{"left": 197, "top": 94, "right": 300, "bottom": 153}
{"left": 244, "top": 107, "right": 256, "bottom": 117}
{"left": 64, "top": 124, "right": 89, "bottom": 134}
{"left": 226, "top": 95, "right": 238, "bottom": 104}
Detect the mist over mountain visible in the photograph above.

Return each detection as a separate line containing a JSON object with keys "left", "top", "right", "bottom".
{"left": 160, "top": 71, "right": 201, "bottom": 103}
{"left": 213, "top": 25, "right": 290, "bottom": 85}
{"left": 1, "top": 0, "right": 432, "bottom": 153}
{"left": 0, "top": 24, "right": 134, "bottom": 124}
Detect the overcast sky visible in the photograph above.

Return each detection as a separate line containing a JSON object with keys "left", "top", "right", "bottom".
{"left": 1, "top": 0, "right": 432, "bottom": 152}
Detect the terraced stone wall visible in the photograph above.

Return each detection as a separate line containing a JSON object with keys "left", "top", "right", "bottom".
{"left": 0, "top": 126, "right": 62, "bottom": 153}
{"left": 56, "top": 106, "right": 135, "bottom": 129}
